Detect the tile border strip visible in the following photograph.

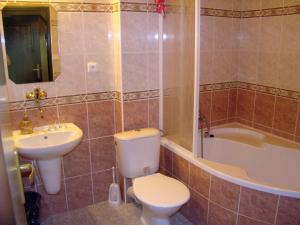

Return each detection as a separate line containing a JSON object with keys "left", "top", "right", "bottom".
{"left": 118, "top": 89, "right": 159, "bottom": 101}
{"left": 200, "top": 8, "right": 241, "bottom": 18}
{"left": 200, "top": 5, "right": 300, "bottom": 18}
{"left": 9, "top": 90, "right": 159, "bottom": 111}
{"left": 200, "top": 81, "right": 300, "bottom": 100}
{"left": 4, "top": 1, "right": 300, "bottom": 16}
{"left": 240, "top": 5, "right": 300, "bottom": 18}
{"left": 31, "top": 2, "right": 156, "bottom": 13}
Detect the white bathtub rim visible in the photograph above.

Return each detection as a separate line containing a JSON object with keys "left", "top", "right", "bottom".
{"left": 160, "top": 137, "right": 300, "bottom": 199}
{"left": 210, "top": 123, "right": 300, "bottom": 151}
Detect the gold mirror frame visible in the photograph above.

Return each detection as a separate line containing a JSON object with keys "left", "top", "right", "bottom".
{"left": 0, "top": 2, "right": 60, "bottom": 83}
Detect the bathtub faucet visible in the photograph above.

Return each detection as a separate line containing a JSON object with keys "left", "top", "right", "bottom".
{"left": 199, "top": 112, "right": 210, "bottom": 138}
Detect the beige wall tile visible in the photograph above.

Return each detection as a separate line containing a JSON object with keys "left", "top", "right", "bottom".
{"left": 260, "top": 17, "right": 282, "bottom": 53}
{"left": 212, "top": 50, "right": 234, "bottom": 83}
{"left": 200, "top": 51, "right": 213, "bottom": 85}
{"left": 278, "top": 51, "right": 300, "bottom": 92}
{"left": 237, "top": 51, "right": 258, "bottom": 84}
{"left": 56, "top": 54, "right": 86, "bottom": 96}
{"left": 200, "top": 16, "right": 214, "bottom": 52}
{"left": 83, "top": 13, "right": 114, "bottom": 54}
{"left": 121, "top": 12, "right": 148, "bottom": 53}
{"left": 284, "top": 0, "right": 300, "bottom": 6}
{"left": 201, "top": 0, "right": 234, "bottom": 10}
{"left": 85, "top": 53, "right": 115, "bottom": 93}
{"left": 57, "top": 12, "right": 84, "bottom": 55}
{"left": 214, "top": 17, "right": 234, "bottom": 51}
{"left": 147, "top": 52, "right": 159, "bottom": 90}
{"left": 257, "top": 52, "right": 279, "bottom": 87}
{"left": 6, "top": 80, "right": 24, "bottom": 102}
{"left": 122, "top": 53, "right": 148, "bottom": 92}
{"left": 261, "top": 0, "right": 284, "bottom": 8}
{"left": 281, "top": 15, "right": 300, "bottom": 52}
{"left": 147, "top": 13, "right": 159, "bottom": 53}
{"left": 239, "top": 18, "right": 261, "bottom": 52}
{"left": 240, "top": 0, "right": 261, "bottom": 10}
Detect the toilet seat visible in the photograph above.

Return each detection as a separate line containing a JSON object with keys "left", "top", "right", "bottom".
{"left": 133, "top": 173, "right": 190, "bottom": 208}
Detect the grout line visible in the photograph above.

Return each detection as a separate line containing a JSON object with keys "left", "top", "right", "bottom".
{"left": 113, "top": 100, "right": 117, "bottom": 134}
{"left": 208, "top": 199, "right": 239, "bottom": 215}
{"left": 187, "top": 162, "right": 191, "bottom": 186}
{"left": 206, "top": 173, "right": 212, "bottom": 224}
{"left": 293, "top": 100, "right": 300, "bottom": 141}
{"left": 274, "top": 195, "right": 281, "bottom": 225}
{"left": 92, "top": 168, "right": 113, "bottom": 175}
{"left": 236, "top": 88, "right": 240, "bottom": 119}
{"left": 235, "top": 186, "right": 242, "bottom": 225}
{"left": 64, "top": 172, "right": 92, "bottom": 181}
{"left": 251, "top": 90, "right": 257, "bottom": 127}
{"left": 188, "top": 182, "right": 210, "bottom": 201}
{"left": 63, "top": 168, "right": 114, "bottom": 181}
{"left": 237, "top": 213, "right": 274, "bottom": 225}
{"left": 271, "top": 94, "right": 278, "bottom": 133}
{"left": 147, "top": 96, "right": 150, "bottom": 128}
{"left": 206, "top": 201, "right": 210, "bottom": 225}
{"left": 209, "top": 90, "right": 213, "bottom": 123}
{"left": 88, "top": 139, "right": 95, "bottom": 204}
{"left": 87, "top": 135, "right": 115, "bottom": 141}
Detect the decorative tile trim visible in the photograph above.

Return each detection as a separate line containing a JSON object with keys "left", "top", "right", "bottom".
{"left": 51, "top": 3, "right": 82, "bottom": 12}
{"left": 9, "top": 91, "right": 116, "bottom": 111}
{"left": 119, "top": 2, "right": 147, "bottom": 12}
{"left": 240, "top": 5, "right": 300, "bottom": 18}
{"left": 200, "top": 5, "right": 300, "bottom": 18}
{"left": 121, "top": 89, "right": 159, "bottom": 101}
{"left": 6, "top": 1, "right": 300, "bottom": 16}
{"left": 148, "top": 89, "right": 159, "bottom": 98}
{"left": 200, "top": 82, "right": 238, "bottom": 92}
{"left": 52, "top": 2, "right": 155, "bottom": 13}
{"left": 81, "top": 3, "right": 114, "bottom": 13}
{"left": 86, "top": 92, "right": 116, "bottom": 102}
{"left": 200, "top": 8, "right": 241, "bottom": 18}
{"left": 201, "top": 81, "right": 300, "bottom": 100}
{"left": 9, "top": 90, "right": 159, "bottom": 111}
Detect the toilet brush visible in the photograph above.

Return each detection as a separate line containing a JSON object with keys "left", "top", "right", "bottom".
{"left": 108, "top": 166, "right": 121, "bottom": 207}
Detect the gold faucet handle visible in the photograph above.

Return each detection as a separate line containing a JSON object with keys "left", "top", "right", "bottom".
{"left": 39, "top": 90, "right": 47, "bottom": 99}
{"left": 26, "top": 91, "right": 35, "bottom": 100}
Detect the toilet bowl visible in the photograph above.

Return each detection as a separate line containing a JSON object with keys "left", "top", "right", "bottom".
{"left": 133, "top": 173, "right": 190, "bottom": 225}
{"left": 114, "top": 128, "right": 190, "bottom": 225}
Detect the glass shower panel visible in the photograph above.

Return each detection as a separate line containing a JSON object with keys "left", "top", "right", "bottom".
{"left": 162, "top": 0, "right": 195, "bottom": 151}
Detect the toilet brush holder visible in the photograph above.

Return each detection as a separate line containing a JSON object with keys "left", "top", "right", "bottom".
{"left": 108, "top": 167, "right": 121, "bottom": 207}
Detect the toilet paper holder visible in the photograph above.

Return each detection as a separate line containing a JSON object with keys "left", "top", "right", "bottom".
{"left": 20, "top": 162, "right": 35, "bottom": 185}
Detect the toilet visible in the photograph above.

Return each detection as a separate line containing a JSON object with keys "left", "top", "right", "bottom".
{"left": 114, "top": 128, "right": 190, "bottom": 225}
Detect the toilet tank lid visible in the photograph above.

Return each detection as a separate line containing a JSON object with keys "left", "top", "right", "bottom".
{"left": 114, "top": 128, "right": 160, "bottom": 141}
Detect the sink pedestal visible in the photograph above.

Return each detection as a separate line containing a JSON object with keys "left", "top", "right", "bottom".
{"left": 37, "top": 157, "right": 62, "bottom": 194}
{"left": 13, "top": 123, "right": 83, "bottom": 195}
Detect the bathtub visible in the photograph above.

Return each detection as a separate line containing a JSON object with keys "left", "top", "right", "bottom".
{"left": 161, "top": 123, "right": 300, "bottom": 198}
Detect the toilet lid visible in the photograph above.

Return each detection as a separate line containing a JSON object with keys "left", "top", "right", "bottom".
{"left": 133, "top": 173, "right": 190, "bottom": 208}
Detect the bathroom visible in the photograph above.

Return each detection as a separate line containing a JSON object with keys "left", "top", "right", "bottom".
{"left": 0, "top": 0, "right": 300, "bottom": 225}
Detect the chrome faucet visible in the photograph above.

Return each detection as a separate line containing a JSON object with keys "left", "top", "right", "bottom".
{"left": 199, "top": 112, "right": 210, "bottom": 138}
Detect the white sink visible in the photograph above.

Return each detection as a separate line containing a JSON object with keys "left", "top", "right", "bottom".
{"left": 13, "top": 123, "right": 83, "bottom": 194}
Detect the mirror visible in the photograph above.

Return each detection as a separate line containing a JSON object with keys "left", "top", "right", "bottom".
{"left": 0, "top": 3, "right": 60, "bottom": 84}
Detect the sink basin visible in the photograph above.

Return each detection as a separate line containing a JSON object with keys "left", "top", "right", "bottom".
{"left": 13, "top": 123, "right": 83, "bottom": 194}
